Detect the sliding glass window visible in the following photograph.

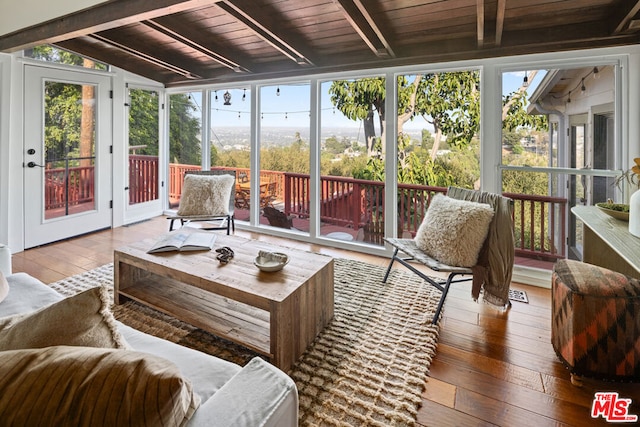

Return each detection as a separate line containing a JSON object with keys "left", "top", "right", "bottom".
{"left": 259, "top": 83, "right": 310, "bottom": 232}
{"left": 168, "top": 92, "right": 202, "bottom": 209}
{"left": 394, "top": 70, "right": 481, "bottom": 239}
{"left": 209, "top": 88, "right": 251, "bottom": 221}
{"left": 500, "top": 64, "right": 620, "bottom": 264}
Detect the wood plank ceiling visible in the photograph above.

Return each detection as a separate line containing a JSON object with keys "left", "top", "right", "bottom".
{"left": 2, "top": 0, "right": 640, "bottom": 87}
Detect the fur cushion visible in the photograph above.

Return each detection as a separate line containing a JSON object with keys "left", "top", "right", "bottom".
{"left": 414, "top": 194, "right": 494, "bottom": 267}
{"left": 177, "top": 174, "right": 235, "bottom": 216}
{"left": 0, "top": 346, "right": 200, "bottom": 426}
{"left": 0, "top": 286, "right": 128, "bottom": 351}
{"left": 0, "top": 271, "right": 8, "bottom": 303}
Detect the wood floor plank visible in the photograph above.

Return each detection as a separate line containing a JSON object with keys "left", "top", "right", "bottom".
{"left": 416, "top": 399, "right": 498, "bottom": 427}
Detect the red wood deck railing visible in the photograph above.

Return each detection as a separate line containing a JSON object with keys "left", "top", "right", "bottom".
{"left": 45, "top": 166, "right": 95, "bottom": 210}
{"left": 129, "top": 155, "right": 159, "bottom": 204}
{"left": 44, "top": 158, "right": 568, "bottom": 261}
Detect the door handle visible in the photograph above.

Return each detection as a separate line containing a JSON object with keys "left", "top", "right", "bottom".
{"left": 26, "top": 161, "right": 45, "bottom": 168}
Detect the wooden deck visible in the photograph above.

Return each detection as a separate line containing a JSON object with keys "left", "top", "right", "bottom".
{"left": 10, "top": 216, "right": 639, "bottom": 426}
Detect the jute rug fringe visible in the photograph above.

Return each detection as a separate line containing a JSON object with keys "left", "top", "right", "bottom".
{"left": 50, "top": 258, "right": 442, "bottom": 426}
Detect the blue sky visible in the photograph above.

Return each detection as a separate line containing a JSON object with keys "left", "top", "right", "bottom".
{"left": 190, "top": 71, "right": 544, "bottom": 131}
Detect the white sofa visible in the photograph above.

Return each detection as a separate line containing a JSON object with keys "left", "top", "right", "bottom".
{"left": 0, "top": 253, "right": 298, "bottom": 427}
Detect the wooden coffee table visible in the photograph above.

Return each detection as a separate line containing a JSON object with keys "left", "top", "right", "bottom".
{"left": 114, "top": 232, "right": 334, "bottom": 372}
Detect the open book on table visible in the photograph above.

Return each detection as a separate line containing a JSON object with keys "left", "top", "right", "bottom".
{"left": 147, "top": 230, "right": 217, "bottom": 254}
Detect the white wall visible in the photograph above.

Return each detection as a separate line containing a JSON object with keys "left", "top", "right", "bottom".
{"left": 0, "top": 0, "right": 109, "bottom": 37}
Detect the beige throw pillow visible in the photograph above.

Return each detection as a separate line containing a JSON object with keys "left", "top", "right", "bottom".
{"left": 0, "top": 346, "right": 200, "bottom": 426}
{"left": 0, "top": 286, "right": 128, "bottom": 350}
{"left": 414, "top": 194, "right": 494, "bottom": 267}
{"left": 177, "top": 174, "right": 235, "bottom": 216}
{"left": 0, "top": 271, "right": 8, "bottom": 303}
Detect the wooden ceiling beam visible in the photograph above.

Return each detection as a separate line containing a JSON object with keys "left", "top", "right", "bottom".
{"left": 0, "top": 0, "right": 220, "bottom": 52}
{"left": 141, "top": 20, "right": 251, "bottom": 73}
{"left": 495, "top": 0, "right": 506, "bottom": 46}
{"left": 610, "top": 0, "right": 640, "bottom": 34}
{"left": 217, "top": 0, "right": 314, "bottom": 66}
{"left": 333, "top": 0, "right": 394, "bottom": 58}
{"left": 88, "top": 33, "right": 202, "bottom": 80}
{"left": 55, "top": 38, "right": 170, "bottom": 83}
{"left": 477, "top": 0, "right": 485, "bottom": 48}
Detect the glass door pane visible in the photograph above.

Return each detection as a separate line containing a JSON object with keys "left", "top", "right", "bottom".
{"left": 44, "top": 80, "right": 96, "bottom": 220}
{"left": 128, "top": 88, "right": 159, "bottom": 206}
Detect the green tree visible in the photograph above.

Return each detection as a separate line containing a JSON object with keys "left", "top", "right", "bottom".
{"left": 169, "top": 94, "right": 201, "bottom": 165}
{"left": 329, "top": 71, "right": 547, "bottom": 187}
{"left": 129, "top": 89, "right": 159, "bottom": 156}
{"left": 502, "top": 71, "right": 548, "bottom": 132}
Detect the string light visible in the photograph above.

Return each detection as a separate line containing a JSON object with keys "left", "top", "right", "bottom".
{"left": 276, "top": 86, "right": 280, "bottom": 96}
{"left": 523, "top": 71, "right": 529, "bottom": 87}
{"left": 548, "top": 65, "right": 605, "bottom": 103}
{"left": 242, "top": 88, "right": 246, "bottom": 101}
{"left": 214, "top": 91, "right": 218, "bottom": 102}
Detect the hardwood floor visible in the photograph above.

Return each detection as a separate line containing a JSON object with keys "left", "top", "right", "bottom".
{"left": 10, "top": 216, "right": 639, "bottom": 426}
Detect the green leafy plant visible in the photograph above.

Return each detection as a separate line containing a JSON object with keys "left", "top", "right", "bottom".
{"left": 615, "top": 157, "right": 640, "bottom": 190}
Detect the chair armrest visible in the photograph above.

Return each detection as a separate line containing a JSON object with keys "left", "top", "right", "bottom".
{"left": 187, "top": 357, "right": 298, "bottom": 427}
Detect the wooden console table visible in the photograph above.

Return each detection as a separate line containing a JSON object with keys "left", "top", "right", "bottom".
{"left": 572, "top": 206, "right": 640, "bottom": 279}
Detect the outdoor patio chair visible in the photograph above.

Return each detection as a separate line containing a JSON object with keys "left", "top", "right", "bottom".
{"left": 167, "top": 170, "right": 236, "bottom": 234}
{"left": 383, "top": 187, "right": 515, "bottom": 324}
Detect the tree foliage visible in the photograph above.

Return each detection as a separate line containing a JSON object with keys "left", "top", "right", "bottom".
{"left": 129, "top": 89, "right": 159, "bottom": 155}
{"left": 328, "top": 70, "right": 547, "bottom": 188}
{"left": 169, "top": 94, "right": 201, "bottom": 165}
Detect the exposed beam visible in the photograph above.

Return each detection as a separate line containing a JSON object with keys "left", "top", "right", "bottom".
{"left": 477, "top": 0, "right": 485, "bottom": 48}
{"left": 610, "top": 0, "right": 640, "bottom": 34}
{"left": 88, "top": 34, "right": 201, "bottom": 80}
{"left": 495, "top": 0, "right": 506, "bottom": 46}
{"left": 333, "top": 0, "right": 394, "bottom": 58}
{"left": 141, "top": 20, "right": 251, "bottom": 73}
{"left": 217, "top": 0, "right": 314, "bottom": 66}
{"left": 0, "top": 0, "right": 219, "bottom": 52}
{"left": 55, "top": 38, "right": 171, "bottom": 83}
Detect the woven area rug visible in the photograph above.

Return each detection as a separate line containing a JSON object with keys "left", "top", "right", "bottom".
{"left": 50, "top": 258, "right": 442, "bottom": 426}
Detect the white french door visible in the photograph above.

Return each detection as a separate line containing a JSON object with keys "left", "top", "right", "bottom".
{"left": 24, "top": 65, "right": 112, "bottom": 248}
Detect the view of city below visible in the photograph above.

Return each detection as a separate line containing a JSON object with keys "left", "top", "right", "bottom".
{"left": 210, "top": 126, "right": 425, "bottom": 151}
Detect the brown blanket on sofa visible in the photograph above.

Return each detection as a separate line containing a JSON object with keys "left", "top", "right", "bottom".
{"left": 447, "top": 187, "right": 514, "bottom": 308}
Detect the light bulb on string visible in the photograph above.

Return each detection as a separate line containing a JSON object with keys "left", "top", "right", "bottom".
{"left": 285, "top": 112, "right": 288, "bottom": 119}
{"left": 523, "top": 71, "right": 529, "bottom": 87}
{"left": 215, "top": 91, "right": 218, "bottom": 102}
{"left": 593, "top": 67, "right": 600, "bottom": 79}
{"left": 567, "top": 91, "right": 572, "bottom": 103}
{"left": 242, "top": 88, "right": 246, "bottom": 101}
{"left": 581, "top": 78, "right": 586, "bottom": 94}
{"left": 276, "top": 86, "right": 280, "bottom": 96}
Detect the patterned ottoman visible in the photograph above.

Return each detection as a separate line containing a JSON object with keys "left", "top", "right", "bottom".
{"left": 551, "top": 259, "right": 640, "bottom": 385}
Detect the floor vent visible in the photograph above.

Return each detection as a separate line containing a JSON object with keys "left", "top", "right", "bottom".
{"left": 509, "top": 289, "right": 529, "bottom": 303}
